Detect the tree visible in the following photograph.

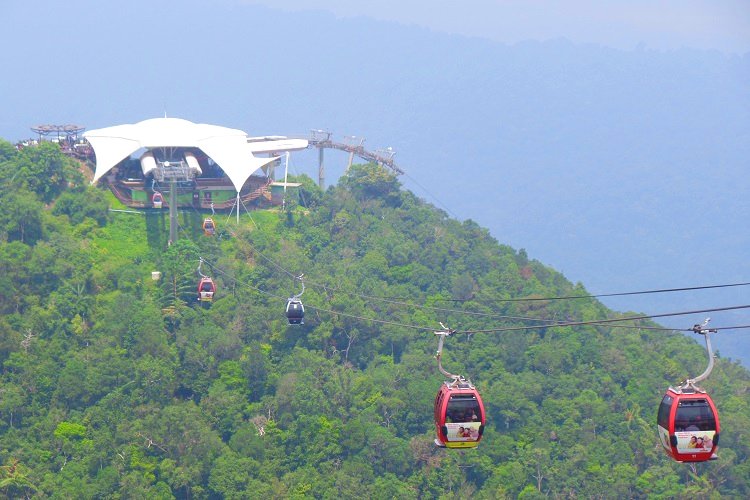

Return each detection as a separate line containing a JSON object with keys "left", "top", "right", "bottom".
{"left": 0, "top": 459, "right": 38, "bottom": 498}
{"left": 208, "top": 450, "right": 263, "bottom": 498}
{"left": 52, "top": 187, "right": 109, "bottom": 226}
{"left": 340, "top": 163, "right": 402, "bottom": 204}
{"left": 10, "top": 142, "right": 81, "bottom": 203}
{"left": 1, "top": 189, "right": 44, "bottom": 244}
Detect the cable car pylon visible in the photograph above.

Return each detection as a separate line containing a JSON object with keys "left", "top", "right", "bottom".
{"left": 657, "top": 318, "right": 720, "bottom": 462}
{"left": 433, "top": 324, "right": 486, "bottom": 449}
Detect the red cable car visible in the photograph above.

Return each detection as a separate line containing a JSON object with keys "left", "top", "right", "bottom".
{"left": 657, "top": 320, "right": 720, "bottom": 463}
{"left": 202, "top": 218, "right": 216, "bottom": 236}
{"left": 434, "top": 377, "right": 486, "bottom": 449}
{"left": 152, "top": 191, "right": 163, "bottom": 209}
{"left": 197, "top": 277, "right": 216, "bottom": 302}
{"left": 657, "top": 387, "right": 719, "bottom": 462}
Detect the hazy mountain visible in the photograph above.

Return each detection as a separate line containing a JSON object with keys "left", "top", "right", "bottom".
{"left": 3, "top": 2, "right": 749, "bottom": 362}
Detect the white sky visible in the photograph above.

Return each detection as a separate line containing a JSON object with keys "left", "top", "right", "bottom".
{"left": 239, "top": 0, "right": 750, "bottom": 53}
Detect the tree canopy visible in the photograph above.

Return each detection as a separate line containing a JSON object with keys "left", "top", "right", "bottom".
{"left": 1, "top": 143, "right": 749, "bottom": 498}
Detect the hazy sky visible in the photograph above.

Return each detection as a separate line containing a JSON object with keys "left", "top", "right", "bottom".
{"left": 241, "top": 0, "right": 750, "bottom": 53}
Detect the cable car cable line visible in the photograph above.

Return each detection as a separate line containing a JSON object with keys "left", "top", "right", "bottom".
{"left": 539, "top": 281, "right": 750, "bottom": 300}
{"left": 699, "top": 324, "right": 750, "bottom": 332}
{"left": 175, "top": 205, "right": 750, "bottom": 335}
{"left": 292, "top": 278, "right": 750, "bottom": 308}
{"left": 196, "top": 256, "right": 750, "bottom": 336}
{"left": 173, "top": 181, "right": 750, "bottom": 335}
{"left": 216, "top": 225, "right": 750, "bottom": 315}
{"left": 194, "top": 242, "right": 750, "bottom": 336}
{"left": 456, "top": 304, "right": 750, "bottom": 335}
{"left": 202, "top": 257, "right": 438, "bottom": 331}
{"left": 402, "top": 170, "right": 460, "bottom": 220}
{"left": 197, "top": 253, "right": 540, "bottom": 329}
{"left": 226, "top": 230, "right": 750, "bottom": 326}
{"left": 391, "top": 166, "right": 750, "bottom": 336}
{"left": 251, "top": 245, "right": 750, "bottom": 322}
{"left": 196, "top": 153, "right": 750, "bottom": 335}
{"left": 192, "top": 178, "right": 750, "bottom": 322}
{"left": 444, "top": 281, "right": 750, "bottom": 303}
{"left": 199, "top": 258, "right": 286, "bottom": 300}
{"left": 196, "top": 256, "right": 465, "bottom": 331}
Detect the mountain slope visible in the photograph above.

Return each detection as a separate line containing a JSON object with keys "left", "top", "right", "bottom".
{"left": 4, "top": 2, "right": 749, "bottom": 363}
{"left": 0, "top": 143, "right": 749, "bottom": 497}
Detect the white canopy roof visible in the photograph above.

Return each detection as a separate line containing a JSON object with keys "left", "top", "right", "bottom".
{"left": 84, "top": 117, "right": 281, "bottom": 192}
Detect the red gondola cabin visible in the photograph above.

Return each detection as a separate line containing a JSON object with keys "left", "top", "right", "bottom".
{"left": 202, "top": 218, "right": 215, "bottom": 236}
{"left": 152, "top": 191, "right": 163, "bottom": 209}
{"left": 434, "top": 378, "right": 486, "bottom": 449}
{"left": 197, "top": 277, "right": 216, "bottom": 302}
{"left": 657, "top": 387, "right": 719, "bottom": 462}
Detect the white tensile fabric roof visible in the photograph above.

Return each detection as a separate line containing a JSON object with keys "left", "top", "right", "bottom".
{"left": 83, "top": 117, "right": 277, "bottom": 192}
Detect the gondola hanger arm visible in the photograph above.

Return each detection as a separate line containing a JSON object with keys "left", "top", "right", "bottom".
{"left": 435, "top": 323, "right": 459, "bottom": 380}
{"left": 197, "top": 257, "right": 207, "bottom": 278}
{"left": 293, "top": 274, "right": 305, "bottom": 299}
{"left": 685, "top": 318, "right": 718, "bottom": 388}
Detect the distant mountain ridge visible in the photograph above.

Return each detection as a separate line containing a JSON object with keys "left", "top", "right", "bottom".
{"left": 3, "top": 2, "right": 748, "bottom": 363}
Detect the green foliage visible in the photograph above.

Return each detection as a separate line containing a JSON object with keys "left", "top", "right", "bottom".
{"left": 1, "top": 145, "right": 749, "bottom": 498}
{"left": 340, "top": 163, "right": 402, "bottom": 205}
{"left": 53, "top": 421, "right": 87, "bottom": 441}
{"left": 289, "top": 173, "right": 324, "bottom": 209}
{"left": 0, "top": 458, "right": 38, "bottom": 498}
{"left": 52, "top": 187, "right": 109, "bottom": 226}
{"left": 1, "top": 188, "right": 45, "bottom": 244}
{"left": 0, "top": 142, "right": 82, "bottom": 203}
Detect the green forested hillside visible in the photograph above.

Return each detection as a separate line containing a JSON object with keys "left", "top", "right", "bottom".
{"left": 1, "top": 140, "right": 749, "bottom": 498}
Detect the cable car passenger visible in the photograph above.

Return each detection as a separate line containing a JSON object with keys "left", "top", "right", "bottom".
{"left": 675, "top": 399, "right": 715, "bottom": 432}
{"left": 446, "top": 395, "right": 481, "bottom": 423}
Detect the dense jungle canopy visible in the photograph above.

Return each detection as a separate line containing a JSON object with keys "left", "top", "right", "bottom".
{"left": 0, "top": 140, "right": 749, "bottom": 498}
